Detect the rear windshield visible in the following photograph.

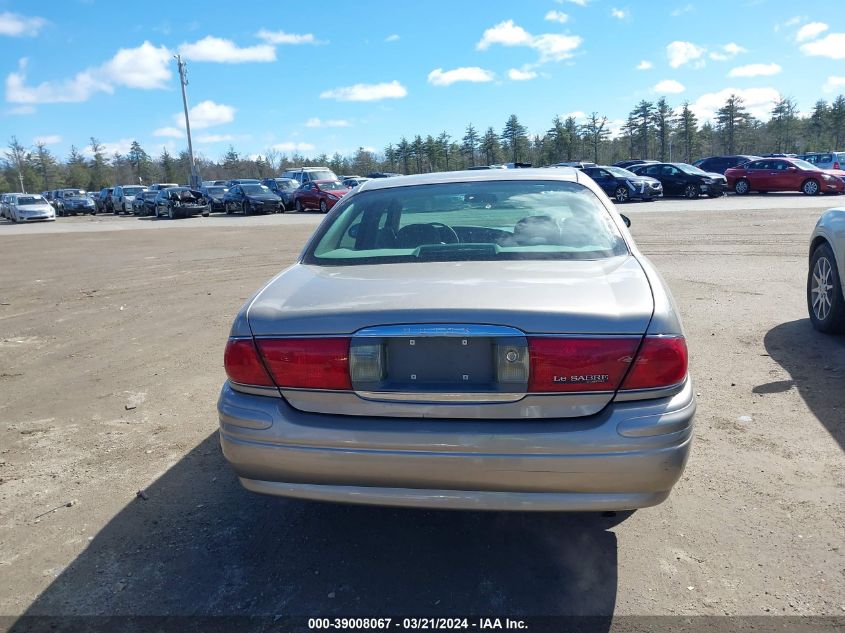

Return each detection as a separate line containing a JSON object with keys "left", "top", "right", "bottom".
{"left": 306, "top": 180, "right": 627, "bottom": 266}
{"left": 305, "top": 170, "right": 336, "bottom": 181}
{"left": 123, "top": 186, "right": 145, "bottom": 195}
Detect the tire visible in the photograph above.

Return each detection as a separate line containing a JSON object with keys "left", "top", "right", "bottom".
{"left": 802, "top": 179, "right": 820, "bottom": 196}
{"left": 684, "top": 184, "right": 699, "bottom": 199}
{"left": 295, "top": 199, "right": 303, "bottom": 212}
{"left": 167, "top": 206, "right": 175, "bottom": 220}
{"left": 808, "top": 242, "right": 845, "bottom": 334}
{"left": 614, "top": 186, "right": 629, "bottom": 203}
{"left": 242, "top": 201, "right": 250, "bottom": 216}
{"left": 319, "top": 199, "right": 328, "bottom": 213}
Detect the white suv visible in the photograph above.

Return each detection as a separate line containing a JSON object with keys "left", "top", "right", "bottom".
{"left": 280, "top": 166, "right": 338, "bottom": 185}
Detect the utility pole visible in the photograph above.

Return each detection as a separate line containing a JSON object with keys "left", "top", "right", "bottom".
{"left": 174, "top": 54, "right": 200, "bottom": 188}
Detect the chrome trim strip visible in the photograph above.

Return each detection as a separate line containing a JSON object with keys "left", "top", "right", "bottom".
{"left": 613, "top": 379, "right": 687, "bottom": 402}
{"left": 229, "top": 382, "right": 281, "bottom": 398}
{"left": 355, "top": 390, "right": 525, "bottom": 403}
{"left": 353, "top": 324, "right": 525, "bottom": 338}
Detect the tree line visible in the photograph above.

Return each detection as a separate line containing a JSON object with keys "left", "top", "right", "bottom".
{"left": 3, "top": 92, "right": 845, "bottom": 194}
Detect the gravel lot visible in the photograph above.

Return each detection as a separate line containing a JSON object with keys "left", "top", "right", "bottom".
{"left": 0, "top": 195, "right": 843, "bottom": 625}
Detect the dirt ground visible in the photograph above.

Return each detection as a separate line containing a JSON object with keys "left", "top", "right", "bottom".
{"left": 0, "top": 197, "right": 842, "bottom": 626}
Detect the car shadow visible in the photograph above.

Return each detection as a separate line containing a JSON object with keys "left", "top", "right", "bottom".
{"left": 13, "top": 433, "right": 620, "bottom": 627}
{"left": 758, "top": 319, "right": 845, "bottom": 450}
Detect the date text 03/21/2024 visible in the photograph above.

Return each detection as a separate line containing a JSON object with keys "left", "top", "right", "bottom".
{"left": 307, "top": 618, "right": 528, "bottom": 630}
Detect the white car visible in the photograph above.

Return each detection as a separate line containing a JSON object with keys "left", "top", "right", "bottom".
{"left": 9, "top": 194, "right": 56, "bottom": 222}
{"left": 1, "top": 192, "right": 23, "bottom": 219}
{"left": 808, "top": 208, "right": 845, "bottom": 333}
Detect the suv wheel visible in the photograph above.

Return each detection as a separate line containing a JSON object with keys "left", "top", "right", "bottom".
{"left": 808, "top": 242, "right": 845, "bottom": 333}
{"left": 320, "top": 200, "right": 328, "bottom": 213}
{"left": 614, "top": 186, "right": 629, "bottom": 203}
{"left": 295, "top": 199, "right": 303, "bottom": 212}
{"left": 734, "top": 179, "right": 750, "bottom": 195}
{"left": 802, "top": 179, "right": 820, "bottom": 196}
{"left": 684, "top": 184, "right": 699, "bottom": 199}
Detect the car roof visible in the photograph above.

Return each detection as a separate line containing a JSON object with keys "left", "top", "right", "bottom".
{"left": 356, "top": 168, "right": 579, "bottom": 193}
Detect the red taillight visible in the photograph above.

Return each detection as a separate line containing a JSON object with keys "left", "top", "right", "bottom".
{"left": 256, "top": 338, "right": 351, "bottom": 390}
{"left": 224, "top": 338, "right": 274, "bottom": 387}
{"left": 528, "top": 337, "right": 639, "bottom": 392}
{"left": 620, "top": 336, "right": 688, "bottom": 390}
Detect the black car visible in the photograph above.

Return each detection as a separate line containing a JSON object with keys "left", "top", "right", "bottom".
{"left": 612, "top": 159, "right": 659, "bottom": 169}
{"left": 153, "top": 187, "right": 210, "bottom": 219}
{"left": 582, "top": 166, "right": 663, "bottom": 203}
{"left": 58, "top": 191, "right": 96, "bottom": 216}
{"left": 692, "top": 155, "right": 760, "bottom": 175}
{"left": 93, "top": 188, "right": 113, "bottom": 213}
{"left": 629, "top": 162, "right": 727, "bottom": 199}
{"left": 260, "top": 178, "right": 299, "bottom": 211}
{"left": 222, "top": 184, "right": 282, "bottom": 215}
{"left": 132, "top": 190, "right": 159, "bottom": 216}
{"left": 200, "top": 185, "right": 229, "bottom": 213}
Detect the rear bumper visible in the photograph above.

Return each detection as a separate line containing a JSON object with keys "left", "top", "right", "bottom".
{"left": 218, "top": 380, "right": 695, "bottom": 511}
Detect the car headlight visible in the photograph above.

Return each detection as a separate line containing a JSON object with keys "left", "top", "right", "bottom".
{"left": 821, "top": 174, "right": 835, "bottom": 182}
{"left": 701, "top": 178, "right": 713, "bottom": 184}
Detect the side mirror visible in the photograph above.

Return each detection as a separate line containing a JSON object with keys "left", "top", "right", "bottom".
{"left": 620, "top": 214, "right": 631, "bottom": 228}
{"left": 348, "top": 224, "right": 360, "bottom": 238}
{"left": 787, "top": 166, "right": 797, "bottom": 172}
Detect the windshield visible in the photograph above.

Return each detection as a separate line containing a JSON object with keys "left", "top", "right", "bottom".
{"left": 275, "top": 179, "right": 297, "bottom": 190}
{"left": 241, "top": 185, "right": 270, "bottom": 194}
{"left": 320, "top": 181, "right": 347, "bottom": 191}
{"left": 124, "top": 186, "right": 144, "bottom": 195}
{"left": 206, "top": 187, "right": 226, "bottom": 195}
{"left": 606, "top": 167, "right": 637, "bottom": 178}
{"left": 791, "top": 159, "right": 818, "bottom": 170}
{"left": 66, "top": 192, "right": 86, "bottom": 199}
{"left": 18, "top": 196, "right": 46, "bottom": 205}
{"left": 306, "top": 170, "right": 336, "bottom": 181}
{"left": 307, "top": 180, "right": 627, "bottom": 266}
{"left": 676, "top": 163, "right": 709, "bottom": 176}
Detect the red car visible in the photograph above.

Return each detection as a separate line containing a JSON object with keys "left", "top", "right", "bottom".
{"left": 726, "top": 157, "right": 845, "bottom": 196}
{"left": 292, "top": 180, "right": 351, "bottom": 213}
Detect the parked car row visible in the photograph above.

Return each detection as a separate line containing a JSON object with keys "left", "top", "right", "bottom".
{"left": 1, "top": 192, "right": 56, "bottom": 222}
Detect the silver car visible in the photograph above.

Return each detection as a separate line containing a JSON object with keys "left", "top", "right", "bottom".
{"left": 9, "top": 194, "right": 55, "bottom": 222}
{"left": 808, "top": 208, "right": 845, "bottom": 333}
{"left": 218, "top": 169, "right": 695, "bottom": 511}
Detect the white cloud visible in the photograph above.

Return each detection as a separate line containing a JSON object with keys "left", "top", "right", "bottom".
{"left": 385, "top": 34, "right": 400, "bottom": 42}
{"left": 653, "top": 79, "right": 685, "bottom": 94}
{"left": 477, "top": 20, "right": 533, "bottom": 49}
{"left": 611, "top": 8, "right": 628, "bottom": 19}
{"left": 256, "top": 29, "right": 320, "bottom": 45}
{"left": 606, "top": 118, "right": 627, "bottom": 138}
{"left": 154, "top": 127, "right": 184, "bottom": 138}
{"left": 728, "top": 63, "right": 781, "bottom": 78}
{"left": 532, "top": 33, "right": 583, "bottom": 63}
{"left": 671, "top": 4, "right": 694, "bottom": 16}
{"left": 690, "top": 87, "right": 781, "bottom": 121}
{"left": 305, "top": 117, "right": 351, "bottom": 128}
{"left": 101, "top": 42, "right": 173, "bottom": 89}
{"left": 178, "top": 100, "right": 235, "bottom": 129}
{"left": 178, "top": 36, "right": 276, "bottom": 63}
{"left": 428, "top": 67, "right": 495, "bottom": 86}
{"left": 800, "top": 33, "right": 845, "bottom": 59}
{"left": 796, "top": 22, "right": 828, "bottom": 42}
{"left": 666, "top": 41, "right": 705, "bottom": 68}
{"left": 84, "top": 138, "right": 136, "bottom": 157}
{"left": 557, "top": 0, "right": 589, "bottom": 5}
{"left": 196, "top": 134, "right": 237, "bottom": 143}
{"left": 709, "top": 42, "right": 747, "bottom": 61}
{"left": 33, "top": 134, "right": 61, "bottom": 145}
{"left": 271, "top": 142, "right": 316, "bottom": 152}
{"left": 561, "top": 110, "right": 586, "bottom": 121}
{"left": 0, "top": 11, "right": 46, "bottom": 37}
{"left": 823, "top": 76, "right": 845, "bottom": 93}
{"left": 636, "top": 60, "right": 653, "bottom": 70}
{"left": 508, "top": 68, "right": 538, "bottom": 81}
{"left": 320, "top": 80, "right": 407, "bottom": 102}
{"left": 5, "top": 43, "right": 171, "bottom": 104}
{"left": 544, "top": 10, "right": 569, "bottom": 23}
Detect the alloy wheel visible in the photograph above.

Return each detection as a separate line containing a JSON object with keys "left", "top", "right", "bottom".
{"left": 803, "top": 180, "right": 819, "bottom": 196}
{"left": 811, "top": 256, "right": 834, "bottom": 322}
{"left": 685, "top": 185, "right": 698, "bottom": 199}
{"left": 734, "top": 180, "right": 749, "bottom": 195}
{"left": 614, "top": 187, "right": 629, "bottom": 203}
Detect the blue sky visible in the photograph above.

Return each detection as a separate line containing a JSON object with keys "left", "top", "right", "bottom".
{"left": 1, "top": 0, "right": 843, "bottom": 161}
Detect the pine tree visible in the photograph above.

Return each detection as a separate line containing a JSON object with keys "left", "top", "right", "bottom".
{"left": 501, "top": 114, "right": 529, "bottom": 163}
{"left": 461, "top": 124, "right": 479, "bottom": 167}
{"left": 770, "top": 97, "right": 799, "bottom": 153}
{"left": 631, "top": 101, "right": 654, "bottom": 158}
{"left": 652, "top": 98, "right": 674, "bottom": 161}
{"left": 480, "top": 127, "right": 501, "bottom": 165}
{"left": 88, "top": 137, "right": 108, "bottom": 191}
{"left": 807, "top": 100, "right": 828, "bottom": 150}
{"left": 582, "top": 112, "right": 609, "bottom": 163}
{"left": 829, "top": 95, "right": 845, "bottom": 149}
{"left": 396, "top": 137, "right": 411, "bottom": 174}
{"left": 675, "top": 102, "right": 699, "bottom": 163}
{"left": 33, "top": 142, "right": 60, "bottom": 191}
{"left": 128, "top": 140, "right": 152, "bottom": 183}
{"left": 160, "top": 147, "right": 177, "bottom": 182}
{"left": 715, "top": 95, "right": 749, "bottom": 154}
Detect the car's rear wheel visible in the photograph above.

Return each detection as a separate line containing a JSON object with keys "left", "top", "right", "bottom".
{"left": 734, "top": 179, "right": 750, "bottom": 195}
{"left": 684, "top": 184, "right": 699, "bottom": 199}
{"left": 242, "top": 201, "right": 250, "bottom": 216}
{"left": 320, "top": 199, "right": 328, "bottom": 213}
{"left": 295, "top": 199, "right": 303, "bottom": 212}
{"left": 802, "top": 179, "right": 820, "bottom": 196}
{"left": 808, "top": 242, "right": 845, "bottom": 333}
{"left": 167, "top": 206, "right": 175, "bottom": 220}
{"left": 614, "top": 186, "right": 629, "bottom": 203}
